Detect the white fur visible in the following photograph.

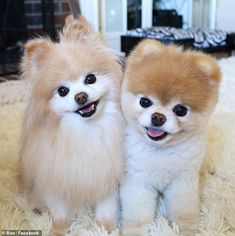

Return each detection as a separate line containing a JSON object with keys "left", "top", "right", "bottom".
{"left": 95, "top": 190, "right": 119, "bottom": 227}
{"left": 121, "top": 127, "right": 205, "bottom": 234}
{"left": 120, "top": 83, "right": 212, "bottom": 235}
{"left": 50, "top": 74, "right": 117, "bottom": 117}
{"left": 1, "top": 56, "right": 234, "bottom": 235}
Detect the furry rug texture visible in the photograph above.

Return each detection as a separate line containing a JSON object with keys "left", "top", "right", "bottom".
{"left": 0, "top": 57, "right": 235, "bottom": 236}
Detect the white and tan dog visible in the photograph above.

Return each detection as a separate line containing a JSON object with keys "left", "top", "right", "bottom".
{"left": 20, "top": 16, "right": 123, "bottom": 234}
{"left": 120, "top": 40, "right": 221, "bottom": 235}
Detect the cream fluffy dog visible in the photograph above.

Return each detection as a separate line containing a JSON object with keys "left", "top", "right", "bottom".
{"left": 19, "top": 17, "right": 123, "bottom": 234}
{"left": 120, "top": 40, "right": 221, "bottom": 235}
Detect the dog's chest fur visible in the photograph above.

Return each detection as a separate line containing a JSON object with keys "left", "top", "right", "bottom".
{"left": 34, "top": 109, "right": 123, "bottom": 206}
{"left": 124, "top": 127, "right": 206, "bottom": 192}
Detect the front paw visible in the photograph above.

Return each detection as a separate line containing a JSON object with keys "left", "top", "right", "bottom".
{"left": 176, "top": 214, "right": 198, "bottom": 236}
{"left": 52, "top": 219, "right": 68, "bottom": 236}
{"left": 122, "top": 223, "right": 149, "bottom": 236}
{"left": 180, "top": 224, "right": 198, "bottom": 236}
{"left": 96, "top": 218, "right": 117, "bottom": 233}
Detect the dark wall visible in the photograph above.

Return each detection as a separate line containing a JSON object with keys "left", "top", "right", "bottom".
{"left": 0, "top": 0, "right": 27, "bottom": 50}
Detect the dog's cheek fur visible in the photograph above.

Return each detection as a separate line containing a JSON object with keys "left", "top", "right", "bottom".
{"left": 121, "top": 82, "right": 144, "bottom": 136}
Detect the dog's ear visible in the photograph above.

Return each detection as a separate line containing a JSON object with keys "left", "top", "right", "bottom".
{"left": 194, "top": 53, "right": 221, "bottom": 84}
{"left": 127, "top": 39, "right": 164, "bottom": 65}
{"left": 65, "top": 14, "right": 75, "bottom": 25}
{"left": 133, "top": 39, "right": 164, "bottom": 57}
{"left": 21, "top": 38, "right": 51, "bottom": 75}
{"left": 62, "top": 15, "right": 99, "bottom": 41}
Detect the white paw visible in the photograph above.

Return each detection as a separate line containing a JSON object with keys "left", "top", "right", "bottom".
{"left": 96, "top": 218, "right": 117, "bottom": 233}
{"left": 122, "top": 223, "right": 149, "bottom": 236}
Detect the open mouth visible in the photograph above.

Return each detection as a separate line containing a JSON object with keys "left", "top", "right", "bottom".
{"left": 146, "top": 127, "right": 168, "bottom": 141}
{"left": 75, "top": 100, "right": 99, "bottom": 118}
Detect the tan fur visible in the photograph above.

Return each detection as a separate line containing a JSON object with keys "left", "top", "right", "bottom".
{"left": 65, "top": 15, "right": 76, "bottom": 25}
{"left": 125, "top": 39, "right": 221, "bottom": 112}
{"left": 19, "top": 16, "right": 123, "bottom": 233}
{"left": 52, "top": 219, "right": 68, "bottom": 235}
{"left": 63, "top": 15, "right": 103, "bottom": 44}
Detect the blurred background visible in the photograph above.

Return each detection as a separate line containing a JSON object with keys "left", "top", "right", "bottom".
{"left": 1, "top": 0, "right": 235, "bottom": 77}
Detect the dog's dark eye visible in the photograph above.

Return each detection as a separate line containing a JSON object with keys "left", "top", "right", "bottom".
{"left": 84, "top": 74, "right": 96, "bottom": 84}
{"left": 58, "top": 86, "right": 69, "bottom": 97}
{"left": 173, "top": 104, "right": 188, "bottom": 117}
{"left": 140, "top": 97, "right": 153, "bottom": 108}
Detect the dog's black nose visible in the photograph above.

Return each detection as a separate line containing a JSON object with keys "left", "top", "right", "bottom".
{"left": 152, "top": 112, "right": 166, "bottom": 127}
{"left": 75, "top": 92, "right": 88, "bottom": 105}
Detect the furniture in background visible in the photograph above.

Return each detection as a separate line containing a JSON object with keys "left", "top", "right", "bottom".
{"left": 121, "top": 27, "right": 235, "bottom": 55}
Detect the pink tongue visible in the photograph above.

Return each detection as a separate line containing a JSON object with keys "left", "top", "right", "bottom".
{"left": 147, "top": 128, "right": 165, "bottom": 137}
{"left": 80, "top": 104, "right": 92, "bottom": 113}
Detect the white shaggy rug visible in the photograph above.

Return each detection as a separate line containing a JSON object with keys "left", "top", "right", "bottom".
{"left": 0, "top": 57, "right": 235, "bottom": 236}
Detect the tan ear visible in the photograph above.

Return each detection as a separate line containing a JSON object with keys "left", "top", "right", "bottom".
{"left": 127, "top": 39, "right": 165, "bottom": 66}
{"left": 65, "top": 14, "right": 74, "bottom": 26}
{"left": 21, "top": 38, "right": 51, "bottom": 75}
{"left": 194, "top": 54, "right": 221, "bottom": 83}
{"left": 63, "top": 15, "right": 94, "bottom": 41}
{"left": 134, "top": 39, "right": 164, "bottom": 57}
{"left": 24, "top": 38, "right": 49, "bottom": 58}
